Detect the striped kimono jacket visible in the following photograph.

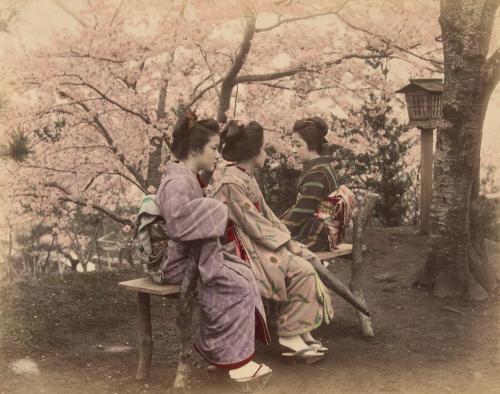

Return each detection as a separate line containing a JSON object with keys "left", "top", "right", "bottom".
{"left": 156, "top": 161, "right": 270, "bottom": 368}
{"left": 281, "top": 156, "right": 340, "bottom": 252}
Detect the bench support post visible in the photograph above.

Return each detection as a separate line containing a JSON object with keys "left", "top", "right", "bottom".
{"left": 350, "top": 193, "right": 377, "bottom": 338}
{"left": 173, "top": 245, "right": 200, "bottom": 391}
{"left": 136, "top": 292, "right": 153, "bottom": 380}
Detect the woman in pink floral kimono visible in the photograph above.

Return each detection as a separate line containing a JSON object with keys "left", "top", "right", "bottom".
{"left": 210, "top": 120, "right": 334, "bottom": 363}
{"left": 156, "top": 113, "right": 271, "bottom": 388}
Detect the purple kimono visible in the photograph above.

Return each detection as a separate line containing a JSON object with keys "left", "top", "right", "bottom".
{"left": 156, "top": 161, "right": 270, "bottom": 368}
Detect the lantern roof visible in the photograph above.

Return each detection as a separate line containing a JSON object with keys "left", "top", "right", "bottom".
{"left": 396, "top": 78, "right": 443, "bottom": 94}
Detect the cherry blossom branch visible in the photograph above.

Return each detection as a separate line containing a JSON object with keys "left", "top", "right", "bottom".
{"left": 57, "top": 89, "right": 148, "bottom": 189}
{"left": 83, "top": 171, "right": 148, "bottom": 194}
{"left": 236, "top": 50, "right": 387, "bottom": 85}
{"left": 254, "top": 6, "right": 348, "bottom": 33}
{"left": 44, "top": 145, "right": 111, "bottom": 156}
{"left": 59, "top": 77, "right": 151, "bottom": 124}
{"left": 44, "top": 181, "right": 133, "bottom": 226}
{"left": 19, "top": 164, "right": 78, "bottom": 174}
{"left": 52, "top": 50, "right": 126, "bottom": 64}
{"left": 335, "top": 13, "right": 444, "bottom": 69}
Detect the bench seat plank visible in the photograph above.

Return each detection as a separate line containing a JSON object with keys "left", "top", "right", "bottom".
{"left": 119, "top": 278, "right": 180, "bottom": 296}
{"left": 315, "top": 243, "right": 366, "bottom": 261}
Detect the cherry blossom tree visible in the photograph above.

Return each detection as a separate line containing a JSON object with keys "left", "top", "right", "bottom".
{"left": 0, "top": 0, "right": 442, "bottom": 260}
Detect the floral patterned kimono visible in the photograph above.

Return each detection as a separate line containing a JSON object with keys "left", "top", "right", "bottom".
{"left": 209, "top": 164, "right": 334, "bottom": 337}
{"left": 156, "top": 161, "right": 270, "bottom": 368}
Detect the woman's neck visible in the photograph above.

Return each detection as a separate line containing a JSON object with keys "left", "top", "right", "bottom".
{"left": 307, "top": 152, "right": 321, "bottom": 162}
{"left": 236, "top": 160, "right": 255, "bottom": 174}
{"left": 180, "top": 159, "right": 199, "bottom": 175}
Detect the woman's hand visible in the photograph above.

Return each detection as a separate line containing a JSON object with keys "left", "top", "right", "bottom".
{"left": 286, "top": 240, "right": 305, "bottom": 256}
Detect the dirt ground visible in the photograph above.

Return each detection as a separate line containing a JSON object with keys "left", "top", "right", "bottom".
{"left": 1, "top": 226, "right": 499, "bottom": 394}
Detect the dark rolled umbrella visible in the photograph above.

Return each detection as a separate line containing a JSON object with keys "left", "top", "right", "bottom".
{"left": 308, "top": 257, "right": 370, "bottom": 317}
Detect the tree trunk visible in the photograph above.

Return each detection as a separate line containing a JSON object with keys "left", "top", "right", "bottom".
{"left": 70, "top": 260, "right": 79, "bottom": 271}
{"left": 146, "top": 137, "right": 164, "bottom": 190}
{"left": 417, "top": 0, "right": 499, "bottom": 299}
{"left": 216, "top": 14, "right": 256, "bottom": 124}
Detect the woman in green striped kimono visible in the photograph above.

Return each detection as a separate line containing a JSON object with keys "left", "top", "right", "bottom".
{"left": 281, "top": 117, "right": 342, "bottom": 252}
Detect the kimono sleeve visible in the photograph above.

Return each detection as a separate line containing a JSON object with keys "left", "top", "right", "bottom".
{"left": 157, "top": 178, "right": 228, "bottom": 241}
{"left": 219, "top": 183, "right": 291, "bottom": 251}
{"left": 281, "top": 172, "right": 326, "bottom": 236}
{"left": 260, "top": 193, "right": 292, "bottom": 235}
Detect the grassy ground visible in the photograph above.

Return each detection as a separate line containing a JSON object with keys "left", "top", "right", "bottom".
{"left": 0, "top": 226, "right": 499, "bottom": 394}
{"left": 0, "top": 270, "right": 139, "bottom": 351}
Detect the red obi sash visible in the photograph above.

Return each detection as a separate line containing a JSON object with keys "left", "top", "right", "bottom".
{"left": 225, "top": 201, "right": 260, "bottom": 262}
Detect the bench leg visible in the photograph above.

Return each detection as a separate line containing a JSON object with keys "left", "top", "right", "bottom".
{"left": 173, "top": 248, "right": 200, "bottom": 391}
{"left": 350, "top": 197, "right": 376, "bottom": 338}
{"left": 173, "top": 293, "right": 195, "bottom": 390}
{"left": 136, "top": 292, "right": 153, "bottom": 380}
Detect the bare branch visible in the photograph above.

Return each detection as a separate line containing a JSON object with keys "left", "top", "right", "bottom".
{"left": 335, "top": 13, "right": 444, "bottom": 69}
{"left": 197, "top": 45, "right": 221, "bottom": 97}
{"left": 185, "top": 78, "right": 223, "bottom": 109}
{"left": 50, "top": 50, "right": 126, "bottom": 64}
{"left": 53, "top": 0, "right": 88, "bottom": 28}
{"left": 236, "top": 66, "right": 310, "bottom": 83}
{"left": 110, "top": 0, "right": 125, "bottom": 27}
{"left": 0, "top": 7, "right": 17, "bottom": 33}
{"left": 255, "top": 5, "right": 348, "bottom": 33}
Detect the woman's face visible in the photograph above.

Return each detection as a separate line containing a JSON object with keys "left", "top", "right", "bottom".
{"left": 291, "top": 132, "right": 312, "bottom": 164}
{"left": 195, "top": 134, "right": 221, "bottom": 172}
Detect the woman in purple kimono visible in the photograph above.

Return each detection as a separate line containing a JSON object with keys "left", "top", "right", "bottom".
{"left": 156, "top": 112, "right": 271, "bottom": 387}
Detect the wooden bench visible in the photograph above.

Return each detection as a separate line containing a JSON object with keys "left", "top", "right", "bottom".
{"left": 316, "top": 243, "right": 366, "bottom": 266}
{"left": 118, "top": 279, "right": 179, "bottom": 381}
{"left": 119, "top": 193, "right": 377, "bottom": 391}
{"left": 118, "top": 242, "right": 368, "bottom": 388}
{"left": 119, "top": 245, "right": 200, "bottom": 391}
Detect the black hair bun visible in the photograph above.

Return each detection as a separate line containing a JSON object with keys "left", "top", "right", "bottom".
{"left": 245, "top": 121, "right": 264, "bottom": 134}
{"left": 198, "top": 118, "right": 220, "bottom": 133}
{"left": 221, "top": 120, "right": 245, "bottom": 144}
{"left": 172, "top": 111, "right": 197, "bottom": 141}
{"left": 220, "top": 119, "right": 264, "bottom": 162}
{"left": 307, "top": 116, "right": 328, "bottom": 137}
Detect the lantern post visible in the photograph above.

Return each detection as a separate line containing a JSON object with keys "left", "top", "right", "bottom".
{"left": 396, "top": 78, "right": 443, "bottom": 235}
